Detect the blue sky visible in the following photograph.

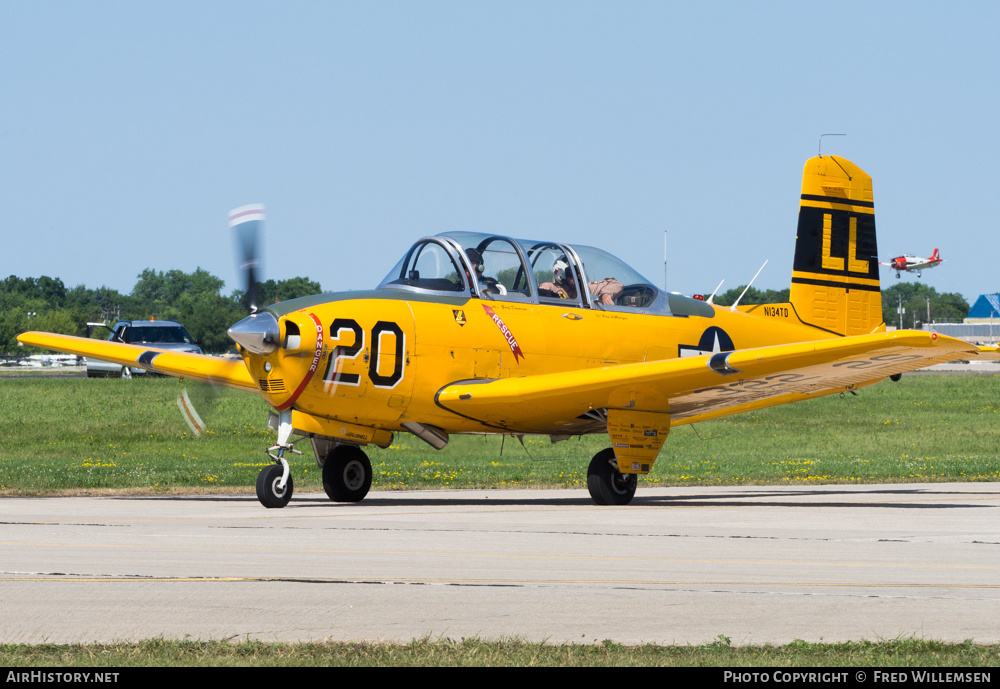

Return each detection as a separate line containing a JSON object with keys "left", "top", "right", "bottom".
{"left": 2, "top": 1, "right": 997, "bottom": 305}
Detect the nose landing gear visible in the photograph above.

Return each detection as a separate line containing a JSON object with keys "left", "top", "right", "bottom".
{"left": 255, "top": 409, "right": 301, "bottom": 508}
{"left": 256, "top": 464, "right": 293, "bottom": 508}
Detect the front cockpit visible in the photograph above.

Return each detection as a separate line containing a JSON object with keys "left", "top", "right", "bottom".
{"left": 377, "top": 231, "right": 674, "bottom": 315}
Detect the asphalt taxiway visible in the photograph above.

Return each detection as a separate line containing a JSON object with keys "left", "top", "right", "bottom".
{"left": 2, "top": 483, "right": 998, "bottom": 645}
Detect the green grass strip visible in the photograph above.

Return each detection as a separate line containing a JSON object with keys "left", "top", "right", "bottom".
{"left": 1, "top": 374, "right": 999, "bottom": 495}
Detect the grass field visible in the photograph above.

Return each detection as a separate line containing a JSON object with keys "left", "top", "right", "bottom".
{"left": 1, "top": 637, "right": 998, "bottom": 667}
{"left": 2, "top": 373, "right": 999, "bottom": 495}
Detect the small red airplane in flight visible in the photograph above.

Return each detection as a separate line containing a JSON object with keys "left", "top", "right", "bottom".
{"left": 880, "top": 249, "right": 943, "bottom": 278}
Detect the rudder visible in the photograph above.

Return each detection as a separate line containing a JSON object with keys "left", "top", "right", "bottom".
{"left": 789, "top": 155, "right": 884, "bottom": 336}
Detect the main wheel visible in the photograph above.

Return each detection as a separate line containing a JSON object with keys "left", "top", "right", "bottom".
{"left": 256, "top": 464, "right": 293, "bottom": 508}
{"left": 322, "top": 445, "right": 372, "bottom": 502}
{"left": 120, "top": 366, "right": 132, "bottom": 379}
{"left": 587, "top": 448, "right": 637, "bottom": 505}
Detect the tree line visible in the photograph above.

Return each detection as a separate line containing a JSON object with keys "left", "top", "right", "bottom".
{"left": 707, "top": 282, "right": 971, "bottom": 328}
{"left": 3, "top": 269, "right": 321, "bottom": 354}
{"left": 4, "top": 270, "right": 976, "bottom": 355}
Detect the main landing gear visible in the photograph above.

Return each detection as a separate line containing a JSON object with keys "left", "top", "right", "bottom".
{"left": 586, "top": 448, "right": 637, "bottom": 505}
{"left": 322, "top": 445, "right": 373, "bottom": 502}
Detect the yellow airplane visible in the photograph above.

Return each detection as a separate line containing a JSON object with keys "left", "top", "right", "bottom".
{"left": 18, "top": 155, "right": 999, "bottom": 508}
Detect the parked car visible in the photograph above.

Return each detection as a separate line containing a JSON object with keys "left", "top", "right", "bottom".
{"left": 85, "top": 320, "right": 203, "bottom": 378}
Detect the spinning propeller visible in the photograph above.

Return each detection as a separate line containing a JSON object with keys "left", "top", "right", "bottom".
{"left": 229, "top": 204, "right": 266, "bottom": 314}
{"left": 227, "top": 203, "right": 280, "bottom": 355}
{"left": 175, "top": 203, "right": 268, "bottom": 436}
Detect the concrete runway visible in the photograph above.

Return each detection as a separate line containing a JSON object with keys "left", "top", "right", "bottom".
{"left": 2, "top": 483, "right": 998, "bottom": 645}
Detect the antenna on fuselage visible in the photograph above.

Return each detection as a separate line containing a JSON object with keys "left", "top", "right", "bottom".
{"left": 818, "top": 133, "right": 846, "bottom": 158}
{"left": 663, "top": 231, "right": 667, "bottom": 291}
{"left": 705, "top": 279, "right": 724, "bottom": 305}
{"left": 729, "top": 260, "right": 768, "bottom": 312}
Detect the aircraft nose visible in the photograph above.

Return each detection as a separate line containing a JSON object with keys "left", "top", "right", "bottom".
{"left": 228, "top": 312, "right": 280, "bottom": 354}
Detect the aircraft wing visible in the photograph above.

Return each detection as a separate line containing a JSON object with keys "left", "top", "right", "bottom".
{"left": 17, "top": 332, "right": 258, "bottom": 392}
{"left": 436, "top": 331, "right": 998, "bottom": 432}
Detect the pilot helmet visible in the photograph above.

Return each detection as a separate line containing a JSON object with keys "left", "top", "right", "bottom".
{"left": 553, "top": 257, "right": 572, "bottom": 285}
{"left": 465, "top": 248, "right": 484, "bottom": 274}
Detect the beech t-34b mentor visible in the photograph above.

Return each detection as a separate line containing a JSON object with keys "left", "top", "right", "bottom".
{"left": 19, "top": 155, "right": 1000, "bottom": 508}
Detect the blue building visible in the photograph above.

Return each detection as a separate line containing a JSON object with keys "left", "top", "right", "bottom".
{"left": 967, "top": 294, "right": 1000, "bottom": 319}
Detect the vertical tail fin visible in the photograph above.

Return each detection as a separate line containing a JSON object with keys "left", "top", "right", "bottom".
{"left": 931, "top": 248, "right": 940, "bottom": 261}
{"left": 789, "top": 155, "right": 884, "bottom": 336}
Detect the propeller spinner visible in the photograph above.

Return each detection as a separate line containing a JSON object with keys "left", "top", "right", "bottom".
{"left": 228, "top": 311, "right": 280, "bottom": 355}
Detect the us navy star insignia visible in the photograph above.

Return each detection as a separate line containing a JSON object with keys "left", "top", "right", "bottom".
{"left": 678, "top": 326, "right": 735, "bottom": 358}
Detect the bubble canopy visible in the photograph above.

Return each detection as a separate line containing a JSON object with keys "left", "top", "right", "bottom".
{"left": 377, "top": 231, "right": 671, "bottom": 313}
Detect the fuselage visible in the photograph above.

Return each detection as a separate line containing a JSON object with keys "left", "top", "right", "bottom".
{"left": 240, "top": 288, "right": 841, "bottom": 437}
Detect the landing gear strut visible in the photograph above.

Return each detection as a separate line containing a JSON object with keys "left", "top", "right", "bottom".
{"left": 255, "top": 409, "right": 300, "bottom": 508}
{"left": 586, "top": 448, "right": 637, "bottom": 505}
{"left": 323, "top": 445, "right": 373, "bottom": 502}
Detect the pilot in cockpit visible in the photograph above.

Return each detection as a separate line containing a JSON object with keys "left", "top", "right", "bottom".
{"left": 466, "top": 248, "right": 507, "bottom": 295}
{"left": 539, "top": 256, "right": 623, "bottom": 305}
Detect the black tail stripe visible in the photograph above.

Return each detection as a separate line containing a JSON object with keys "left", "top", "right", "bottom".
{"left": 791, "top": 277, "right": 881, "bottom": 292}
{"left": 800, "top": 194, "right": 875, "bottom": 209}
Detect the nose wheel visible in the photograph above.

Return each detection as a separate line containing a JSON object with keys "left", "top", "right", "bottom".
{"left": 586, "top": 448, "right": 637, "bottom": 505}
{"left": 256, "top": 464, "right": 293, "bottom": 508}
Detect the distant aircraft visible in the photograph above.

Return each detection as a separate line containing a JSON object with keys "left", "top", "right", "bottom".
{"left": 880, "top": 249, "right": 943, "bottom": 278}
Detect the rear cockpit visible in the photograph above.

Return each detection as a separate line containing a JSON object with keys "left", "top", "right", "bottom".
{"left": 377, "top": 231, "right": 676, "bottom": 314}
